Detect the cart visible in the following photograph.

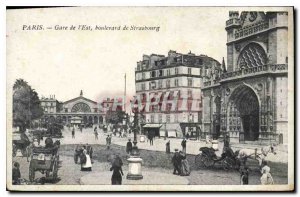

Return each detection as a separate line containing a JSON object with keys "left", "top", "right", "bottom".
{"left": 28, "top": 145, "right": 59, "bottom": 182}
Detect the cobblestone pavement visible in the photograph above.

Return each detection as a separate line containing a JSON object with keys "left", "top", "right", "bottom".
{"left": 11, "top": 127, "right": 288, "bottom": 185}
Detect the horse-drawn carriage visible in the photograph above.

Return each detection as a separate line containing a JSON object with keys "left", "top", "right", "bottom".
{"left": 28, "top": 138, "right": 60, "bottom": 182}
{"left": 12, "top": 132, "right": 30, "bottom": 157}
{"left": 195, "top": 146, "right": 239, "bottom": 170}
{"left": 195, "top": 143, "right": 277, "bottom": 171}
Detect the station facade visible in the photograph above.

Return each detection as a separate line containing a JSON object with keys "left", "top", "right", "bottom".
{"left": 40, "top": 90, "right": 106, "bottom": 126}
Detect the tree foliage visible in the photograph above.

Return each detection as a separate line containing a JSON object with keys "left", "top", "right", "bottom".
{"left": 105, "top": 109, "right": 126, "bottom": 125}
{"left": 13, "top": 79, "right": 44, "bottom": 132}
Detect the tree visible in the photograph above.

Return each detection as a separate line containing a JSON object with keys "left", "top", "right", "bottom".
{"left": 105, "top": 109, "right": 125, "bottom": 125}
{"left": 13, "top": 79, "right": 44, "bottom": 132}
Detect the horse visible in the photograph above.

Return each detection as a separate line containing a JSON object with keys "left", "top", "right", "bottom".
{"left": 237, "top": 144, "right": 277, "bottom": 167}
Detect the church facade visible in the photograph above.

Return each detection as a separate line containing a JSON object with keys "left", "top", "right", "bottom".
{"left": 202, "top": 11, "right": 288, "bottom": 144}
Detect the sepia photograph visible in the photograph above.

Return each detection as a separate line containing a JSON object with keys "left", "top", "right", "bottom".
{"left": 6, "top": 6, "right": 294, "bottom": 191}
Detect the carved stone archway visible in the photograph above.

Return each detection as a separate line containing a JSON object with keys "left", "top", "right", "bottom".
{"left": 227, "top": 85, "right": 260, "bottom": 141}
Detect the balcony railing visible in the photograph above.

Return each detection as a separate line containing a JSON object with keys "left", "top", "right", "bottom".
{"left": 226, "top": 18, "right": 241, "bottom": 27}
{"left": 203, "top": 64, "right": 288, "bottom": 87}
{"left": 234, "top": 21, "right": 269, "bottom": 39}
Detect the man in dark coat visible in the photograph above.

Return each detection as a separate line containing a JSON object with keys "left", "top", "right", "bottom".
{"left": 181, "top": 138, "right": 187, "bottom": 153}
{"left": 126, "top": 139, "right": 133, "bottom": 154}
{"left": 166, "top": 140, "right": 170, "bottom": 154}
{"left": 172, "top": 149, "right": 182, "bottom": 175}
{"left": 110, "top": 154, "right": 124, "bottom": 185}
{"left": 12, "top": 162, "right": 21, "bottom": 185}
{"left": 223, "top": 133, "right": 230, "bottom": 153}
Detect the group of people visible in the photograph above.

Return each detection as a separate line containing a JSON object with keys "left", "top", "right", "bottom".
{"left": 74, "top": 144, "right": 93, "bottom": 171}
{"left": 171, "top": 148, "right": 191, "bottom": 176}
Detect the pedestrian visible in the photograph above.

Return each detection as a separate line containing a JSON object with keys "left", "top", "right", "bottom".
{"left": 110, "top": 154, "right": 124, "bottom": 185}
{"left": 166, "top": 140, "right": 170, "bottom": 154}
{"left": 12, "top": 162, "right": 21, "bottom": 185}
{"left": 126, "top": 139, "right": 133, "bottom": 154}
{"left": 74, "top": 145, "right": 81, "bottom": 164}
{"left": 149, "top": 134, "right": 154, "bottom": 146}
{"left": 223, "top": 133, "right": 230, "bottom": 153}
{"left": 179, "top": 151, "right": 190, "bottom": 176}
{"left": 86, "top": 144, "right": 93, "bottom": 162}
{"left": 186, "top": 132, "right": 190, "bottom": 140}
{"left": 94, "top": 130, "right": 98, "bottom": 140}
{"left": 172, "top": 149, "right": 182, "bottom": 175}
{"left": 109, "top": 134, "right": 112, "bottom": 145}
{"left": 181, "top": 138, "right": 187, "bottom": 154}
{"left": 72, "top": 127, "right": 75, "bottom": 139}
{"left": 239, "top": 164, "right": 249, "bottom": 185}
{"left": 260, "top": 161, "right": 274, "bottom": 185}
{"left": 106, "top": 135, "right": 112, "bottom": 150}
{"left": 81, "top": 149, "right": 92, "bottom": 171}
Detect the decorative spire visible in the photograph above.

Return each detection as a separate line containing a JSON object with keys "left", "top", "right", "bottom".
{"left": 80, "top": 90, "right": 83, "bottom": 97}
{"left": 222, "top": 57, "right": 227, "bottom": 73}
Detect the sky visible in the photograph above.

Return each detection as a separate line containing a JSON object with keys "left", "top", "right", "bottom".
{"left": 7, "top": 7, "right": 232, "bottom": 103}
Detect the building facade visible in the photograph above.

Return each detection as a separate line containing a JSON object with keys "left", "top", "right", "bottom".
{"left": 202, "top": 11, "right": 288, "bottom": 144}
{"left": 40, "top": 90, "right": 106, "bottom": 126}
{"left": 135, "top": 50, "right": 221, "bottom": 137}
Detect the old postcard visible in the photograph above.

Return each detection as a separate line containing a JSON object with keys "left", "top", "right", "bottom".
{"left": 6, "top": 6, "right": 294, "bottom": 191}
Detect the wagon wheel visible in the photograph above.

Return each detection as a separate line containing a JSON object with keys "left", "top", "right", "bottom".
{"left": 203, "top": 154, "right": 214, "bottom": 168}
{"left": 194, "top": 154, "right": 205, "bottom": 169}
{"left": 222, "top": 157, "right": 235, "bottom": 171}
{"left": 29, "top": 166, "right": 35, "bottom": 182}
{"left": 52, "top": 160, "right": 58, "bottom": 182}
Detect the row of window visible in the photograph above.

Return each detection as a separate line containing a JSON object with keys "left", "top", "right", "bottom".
{"left": 136, "top": 57, "right": 204, "bottom": 71}
{"left": 149, "top": 113, "right": 197, "bottom": 123}
{"left": 139, "top": 67, "right": 212, "bottom": 80}
{"left": 139, "top": 78, "right": 194, "bottom": 91}
{"left": 41, "top": 102, "right": 56, "bottom": 107}
{"left": 43, "top": 107, "right": 55, "bottom": 113}
{"left": 63, "top": 108, "right": 98, "bottom": 113}
{"left": 150, "top": 114, "right": 175, "bottom": 123}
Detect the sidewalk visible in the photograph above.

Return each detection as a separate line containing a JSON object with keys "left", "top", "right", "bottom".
{"left": 80, "top": 171, "right": 189, "bottom": 185}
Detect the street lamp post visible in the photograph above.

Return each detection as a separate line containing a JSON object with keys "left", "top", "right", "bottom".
{"left": 131, "top": 111, "right": 139, "bottom": 156}
{"left": 126, "top": 102, "right": 143, "bottom": 180}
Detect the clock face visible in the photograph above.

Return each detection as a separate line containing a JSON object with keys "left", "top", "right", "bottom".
{"left": 71, "top": 102, "right": 91, "bottom": 113}
{"left": 249, "top": 12, "right": 258, "bottom": 22}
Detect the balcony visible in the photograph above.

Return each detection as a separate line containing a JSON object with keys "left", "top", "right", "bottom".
{"left": 225, "top": 18, "right": 241, "bottom": 29}
{"left": 234, "top": 21, "right": 269, "bottom": 40}
{"left": 203, "top": 64, "right": 288, "bottom": 88}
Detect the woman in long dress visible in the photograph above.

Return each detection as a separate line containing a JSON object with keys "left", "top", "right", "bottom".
{"left": 110, "top": 155, "right": 124, "bottom": 185}
{"left": 260, "top": 161, "right": 274, "bottom": 185}
{"left": 180, "top": 151, "right": 191, "bottom": 176}
{"left": 81, "top": 149, "right": 92, "bottom": 171}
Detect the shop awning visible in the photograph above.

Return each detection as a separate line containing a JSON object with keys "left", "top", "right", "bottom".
{"left": 143, "top": 124, "right": 162, "bottom": 128}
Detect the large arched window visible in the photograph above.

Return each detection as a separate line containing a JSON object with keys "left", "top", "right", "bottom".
{"left": 71, "top": 102, "right": 91, "bottom": 113}
{"left": 237, "top": 43, "right": 267, "bottom": 69}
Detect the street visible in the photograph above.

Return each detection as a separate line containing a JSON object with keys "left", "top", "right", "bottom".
{"left": 12, "top": 127, "right": 288, "bottom": 185}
